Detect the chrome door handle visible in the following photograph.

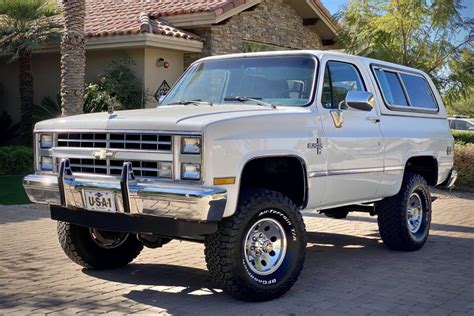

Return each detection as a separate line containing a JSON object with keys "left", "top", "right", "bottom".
{"left": 367, "top": 116, "right": 380, "bottom": 123}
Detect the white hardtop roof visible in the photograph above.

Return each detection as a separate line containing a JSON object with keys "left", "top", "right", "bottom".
{"left": 197, "top": 50, "right": 429, "bottom": 77}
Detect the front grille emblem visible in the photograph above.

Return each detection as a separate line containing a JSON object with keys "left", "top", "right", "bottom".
{"left": 93, "top": 149, "right": 115, "bottom": 160}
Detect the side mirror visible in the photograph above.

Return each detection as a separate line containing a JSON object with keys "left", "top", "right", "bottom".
{"left": 345, "top": 91, "right": 375, "bottom": 111}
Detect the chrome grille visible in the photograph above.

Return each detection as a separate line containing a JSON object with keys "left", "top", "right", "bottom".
{"left": 64, "top": 159, "right": 173, "bottom": 179}
{"left": 55, "top": 132, "right": 174, "bottom": 180}
{"left": 57, "top": 132, "right": 172, "bottom": 152}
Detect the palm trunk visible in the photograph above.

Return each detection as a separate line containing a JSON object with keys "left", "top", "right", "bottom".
{"left": 18, "top": 49, "right": 34, "bottom": 145}
{"left": 60, "top": 0, "right": 86, "bottom": 116}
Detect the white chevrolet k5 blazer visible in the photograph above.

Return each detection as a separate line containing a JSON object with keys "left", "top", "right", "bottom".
{"left": 24, "top": 51, "right": 457, "bottom": 301}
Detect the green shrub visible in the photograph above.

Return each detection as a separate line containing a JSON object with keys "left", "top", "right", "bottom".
{"left": 452, "top": 130, "right": 474, "bottom": 145}
{"left": 83, "top": 83, "right": 121, "bottom": 113}
{"left": 0, "top": 146, "right": 34, "bottom": 176}
{"left": 33, "top": 95, "right": 62, "bottom": 123}
{"left": 454, "top": 143, "right": 474, "bottom": 188}
{"left": 99, "top": 57, "right": 144, "bottom": 109}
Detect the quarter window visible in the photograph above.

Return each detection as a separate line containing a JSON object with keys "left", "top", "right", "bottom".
{"left": 399, "top": 73, "right": 437, "bottom": 109}
{"left": 373, "top": 69, "right": 408, "bottom": 106}
{"left": 322, "top": 61, "right": 366, "bottom": 109}
{"left": 373, "top": 66, "right": 438, "bottom": 111}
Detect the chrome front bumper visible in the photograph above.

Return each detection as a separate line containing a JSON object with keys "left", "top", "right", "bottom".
{"left": 23, "top": 159, "right": 227, "bottom": 222}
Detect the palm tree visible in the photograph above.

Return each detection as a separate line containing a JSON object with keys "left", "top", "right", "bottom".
{"left": 0, "top": 0, "right": 61, "bottom": 145}
{"left": 60, "top": 0, "right": 86, "bottom": 116}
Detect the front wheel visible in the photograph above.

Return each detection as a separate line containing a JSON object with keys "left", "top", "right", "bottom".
{"left": 377, "top": 173, "right": 432, "bottom": 251}
{"left": 205, "top": 189, "right": 307, "bottom": 301}
{"left": 57, "top": 222, "right": 143, "bottom": 270}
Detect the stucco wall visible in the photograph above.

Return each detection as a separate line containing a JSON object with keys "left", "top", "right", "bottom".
{"left": 143, "top": 47, "right": 184, "bottom": 108}
{"left": 1, "top": 52, "right": 61, "bottom": 126}
{"left": 0, "top": 46, "right": 187, "bottom": 125}
{"left": 0, "top": 48, "right": 145, "bottom": 124}
{"left": 184, "top": 0, "right": 323, "bottom": 67}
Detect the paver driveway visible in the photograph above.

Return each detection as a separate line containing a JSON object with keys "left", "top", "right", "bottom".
{"left": 1, "top": 190, "right": 473, "bottom": 315}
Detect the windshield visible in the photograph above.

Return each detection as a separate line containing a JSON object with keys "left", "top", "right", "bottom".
{"left": 161, "top": 55, "right": 317, "bottom": 107}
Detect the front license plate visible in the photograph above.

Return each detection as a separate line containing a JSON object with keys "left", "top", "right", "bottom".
{"left": 84, "top": 191, "right": 116, "bottom": 212}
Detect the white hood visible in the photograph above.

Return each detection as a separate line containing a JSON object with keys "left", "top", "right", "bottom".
{"left": 34, "top": 104, "right": 289, "bottom": 132}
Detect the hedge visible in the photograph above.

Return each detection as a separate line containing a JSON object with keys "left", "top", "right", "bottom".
{"left": 452, "top": 130, "right": 474, "bottom": 145}
{"left": 454, "top": 143, "right": 474, "bottom": 188}
{"left": 0, "top": 146, "right": 34, "bottom": 176}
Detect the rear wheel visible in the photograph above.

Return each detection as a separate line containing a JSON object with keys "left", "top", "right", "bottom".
{"left": 205, "top": 189, "right": 306, "bottom": 301}
{"left": 57, "top": 221, "right": 143, "bottom": 269}
{"left": 377, "top": 173, "right": 431, "bottom": 251}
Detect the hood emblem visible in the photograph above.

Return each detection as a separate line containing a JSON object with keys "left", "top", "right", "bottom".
{"left": 107, "top": 103, "right": 114, "bottom": 115}
{"left": 107, "top": 103, "right": 118, "bottom": 119}
{"left": 93, "top": 150, "right": 115, "bottom": 160}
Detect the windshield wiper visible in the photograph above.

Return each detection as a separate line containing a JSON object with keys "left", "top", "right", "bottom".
{"left": 169, "top": 100, "right": 213, "bottom": 106}
{"left": 224, "top": 96, "right": 277, "bottom": 109}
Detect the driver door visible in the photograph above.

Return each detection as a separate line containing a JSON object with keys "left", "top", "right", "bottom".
{"left": 318, "top": 58, "right": 384, "bottom": 206}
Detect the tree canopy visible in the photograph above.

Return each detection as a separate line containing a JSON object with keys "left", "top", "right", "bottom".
{"left": 337, "top": 0, "right": 473, "bottom": 108}
{"left": 0, "top": 0, "right": 61, "bottom": 61}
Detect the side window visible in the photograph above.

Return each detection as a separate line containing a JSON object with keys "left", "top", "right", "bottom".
{"left": 399, "top": 73, "right": 438, "bottom": 109}
{"left": 321, "top": 61, "right": 366, "bottom": 109}
{"left": 373, "top": 69, "right": 409, "bottom": 106}
{"left": 373, "top": 66, "right": 439, "bottom": 111}
{"left": 455, "top": 120, "right": 469, "bottom": 130}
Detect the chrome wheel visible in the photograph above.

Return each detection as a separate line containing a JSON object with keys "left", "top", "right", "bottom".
{"left": 406, "top": 193, "right": 423, "bottom": 233}
{"left": 89, "top": 228, "right": 129, "bottom": 249}
{"left": 244, "top": 217, "right": 287, "bottom": 276}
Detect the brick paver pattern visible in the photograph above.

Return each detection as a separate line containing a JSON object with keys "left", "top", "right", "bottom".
{"left": 1, "top": 193, "right": 473, "bottom": 315}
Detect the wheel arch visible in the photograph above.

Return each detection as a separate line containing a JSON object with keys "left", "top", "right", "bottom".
{"left": 404, "top": 155, "right": 438, "bottom": 186}
{"left": 238, "top": 155, "right": 309, "bottom": 209}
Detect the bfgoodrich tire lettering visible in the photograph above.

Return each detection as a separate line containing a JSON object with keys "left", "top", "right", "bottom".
{"left": 377, "top": 173, "right": 432, "bottom": 251}
{"left": 57, "top": 221, "right": 143, "bottom": 270}
{"left": 204, "top": 189, "right": 307, "bottom": 301}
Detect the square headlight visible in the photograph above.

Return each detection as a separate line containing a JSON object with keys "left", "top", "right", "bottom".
{"left": 181, "top": 137, "right": 201, "bottom": 154}
{"left": 40, "top": 134, "right": 53, "bottom": 149}
{"left": 41, "top": 156, "right": 53, "bottom": 171}
{"left": 181, "top": 163, "right": 201, "bottom": 180}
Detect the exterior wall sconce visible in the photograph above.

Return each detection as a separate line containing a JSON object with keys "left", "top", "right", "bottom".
{"left": 157, "top": 58, "right": 170, "bottom": 69}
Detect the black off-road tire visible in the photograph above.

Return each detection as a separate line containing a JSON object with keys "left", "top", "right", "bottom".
{"left": 57, "top": 221, "right": 143, "bottom": 270}
{"left": 205, "top": 189, "right": 307, "bottom": 301}
{"left": 377, "top": 173, "right": 432, "bottom": 251}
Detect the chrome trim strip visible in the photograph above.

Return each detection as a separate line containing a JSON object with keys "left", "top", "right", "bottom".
{"left": 309, "top": 166, "right": 405, "bottom": 178}
{"left": 35, "top": 129, "right": 203, "bottom": 136}
{"left": 384, "top": 166, "right": 405, "bottom": 172}
{"left": 309, "top": 171, "right": 328, "bottom": 178}
{"left": 329, "top": 167, "right": 384, "bottom": 176}
{"left": 438, "top": 162, "right": 454, "bottom": 166}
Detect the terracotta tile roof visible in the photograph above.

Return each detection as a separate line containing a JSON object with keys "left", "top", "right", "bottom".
{"left": 84, "top": 0, "right": 207, "bottom": 40}
{"left": 58, "top": 1, "right": 338, "bottom": 41}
